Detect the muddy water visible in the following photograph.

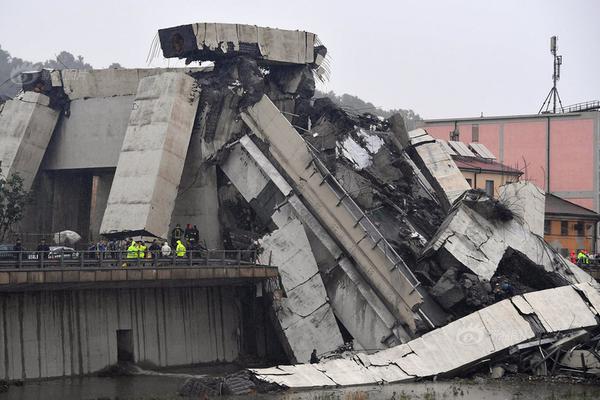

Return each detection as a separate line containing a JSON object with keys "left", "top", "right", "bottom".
{"left": 2, "top": 374, "right": 600, "bottom": 400}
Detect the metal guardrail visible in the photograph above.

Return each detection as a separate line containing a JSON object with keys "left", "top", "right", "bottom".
{"left": 0, "top": 249, "right": 263, "bottom": 270}
{"left": 305, "top": 145, "right": 421, "bottom": 291}
{"left": 562, "top": 100, "right": 600, "bottom": 113}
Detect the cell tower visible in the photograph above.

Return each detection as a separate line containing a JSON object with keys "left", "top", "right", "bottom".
{"left": 539, "top": 36, "right": 564, "bottom": 113}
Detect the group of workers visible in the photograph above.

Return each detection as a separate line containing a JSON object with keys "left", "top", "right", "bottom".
{"left": 122, "top": 223, "right": 203, "bottom": 262}
{"left": 571, "top": 249, "right": 592, "bottom": 266}
{"left": 125, "top": 239, "right": 187, "bottom": 260}
{"left": 170, "top": 224, "right": 201, "bottom": 249}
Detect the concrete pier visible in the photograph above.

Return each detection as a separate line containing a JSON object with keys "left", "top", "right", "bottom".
{"left": 0, "top": 92, "right": 60, "bottom": 189}
{"left": 100, "top": 72, "right": 199, "bottom": 238}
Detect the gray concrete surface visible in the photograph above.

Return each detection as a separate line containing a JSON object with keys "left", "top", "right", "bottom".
{"left": 0, "top": 92, "right": 60, "bottom": 189}
{"left": 220, "top": 138, "right": 344, "bottom": 362}
{"left": 241, "top": 96, "right": 424, "bottom": 336}
{"left": 252, "top": 282, "right": 600, "bottom": 388}
{"left": 404, "top": 128, "right": 471, "bottom": 210}
{"left": 222, "top": 136, "right": 404, "bottom": 349}
{"left": 159, "top": 23, "right": 320, "bottom": 65}
{"left": 100, "top": 72, "right": 199, "bottom": 238}
{"left": 498, "top": 181, "right": 546, "bottom": 237}
{"left": 0, "top": 286, "right": 241, "bottom": 380}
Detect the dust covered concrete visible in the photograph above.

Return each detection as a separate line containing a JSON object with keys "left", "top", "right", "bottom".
{"left": 0, "top": 21, "right": 599, "bottom": 386}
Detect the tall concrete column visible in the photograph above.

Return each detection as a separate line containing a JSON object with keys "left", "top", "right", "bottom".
{"left": 100, "top": 72, "right": 199, "bottom": 238}
{"left": 0, "top": 92, "right": 60, "bottom": 190}
{"left": 89, "top": 173, "right": 114, "bottom": 241}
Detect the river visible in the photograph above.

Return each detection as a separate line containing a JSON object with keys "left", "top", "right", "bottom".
{"left": 1, "top": 368, "right": 599, "bottom": 400}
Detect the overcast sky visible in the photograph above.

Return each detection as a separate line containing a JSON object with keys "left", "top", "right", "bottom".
{"left": 1, "top": 0, "right": 598, "bottom": 118}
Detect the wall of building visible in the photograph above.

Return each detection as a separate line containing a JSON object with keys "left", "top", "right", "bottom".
{"left": 423, "top": 111, "right": 600, "bottom": 211}
{"left": 0, "top": 286, "right": 244, "bottom": 381}
{"left": 544, "top": 219, "right": 595, "bottom": 255}
{"left": 460, "top": 170, "right": 519, "bottom": 197}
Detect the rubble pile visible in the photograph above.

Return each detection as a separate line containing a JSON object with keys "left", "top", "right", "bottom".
{"left": 1, "top": 22, "right": 599, "bottom": 388}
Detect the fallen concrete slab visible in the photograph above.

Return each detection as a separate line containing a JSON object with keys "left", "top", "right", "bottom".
{"left": 241, "top": 95, "right": 431, "bottom": 336}
{"left": 251, "top": 282, "right": 600, "bottom": 389}
{"left": 159, "top": 23, "right": 325, "bottom": 67}
{"left": 220, "top": 137, "right": 344, "bottom": 362}
{"left": 100, "top": 72, "right": 199, "bottom": 238}
{"left": 498, "top": 181, "right": 545, "bottom": 237}
{"left": 220, "top": 136, "right": 409, "bottom": 348}
{"left": 0, "top": 92, "right": 60, "bottom": 189}
{"left": 422, "top": 193, "right": 595, "bottom": 285}
{"left": 402, "top": 128, "right": 470, "bottom": 211}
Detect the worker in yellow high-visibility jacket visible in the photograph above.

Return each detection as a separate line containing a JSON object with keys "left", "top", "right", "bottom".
{"left": 137, "top": 241, "right": 147, "bottom": 259}
{"left": 127, "top": 241, "right": 139, "bottom": 259}
{"left": 176, "top": 240, "right": 186, "bottom": 258}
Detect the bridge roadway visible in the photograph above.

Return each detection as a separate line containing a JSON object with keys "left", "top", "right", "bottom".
{"left": 0, "top": 249, "right": 279, "bottom": 292}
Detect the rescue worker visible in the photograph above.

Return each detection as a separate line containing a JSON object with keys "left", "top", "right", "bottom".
{"left": 584, "top": 250, "right": 591, "bottom": 265}
{"left": 171, "top": 224, "right": 184, "bottom": 248}
{"left": 570, "top": 251, "right": 576, "bottom": 264}
{"left": 124, "top": 240, "right": 139, "bottom": 267}
{"left": 184, "top": 224, "right": 194, "bottom": 247}
{"left": 176, "top": 240, "right": 186, "bottom": 258}
{"left": 137, "top": 241, "right": 147, "bottom": 259}
{"left": 310, "top": 349, "right": 320, "bottom": 364}
{"left": 148, "top": 240, "right": 161, "bottom": 259}
{"left": 161, "top": 242, "right": 172, "bottom": 257}
{"left": 127, "top": 240, "right": 139, "bottom": 259}
{"left": 577, "top": 249, "right": 589, "bottom": 266}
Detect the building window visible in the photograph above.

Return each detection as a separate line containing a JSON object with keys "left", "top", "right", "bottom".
{"left": 561, "top": 221, "right": 568, "bottom": 236}
{"left": 466, "top": 178, "right": 472, "bottom": 188}
{"left": 544, "top": 220, "right": 551, "bottom": 235}
{"left": 472, "top": 125, "right": 479, "bottom": 142}
{"left": 574, "top": 222, "right": 584, "bottom": 236}
{"left": 485, "top": 180, "right": 494, "bottom": 196}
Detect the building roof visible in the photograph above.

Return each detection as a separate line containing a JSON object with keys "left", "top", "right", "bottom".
{"left": 422, "top": 110, "right": 599, "bottom": 124}
{"left": 453, "top": 156, "right": 523, "bottom": 175}
{"left": 545, "top": 193, "right": 600, "bottom": 220}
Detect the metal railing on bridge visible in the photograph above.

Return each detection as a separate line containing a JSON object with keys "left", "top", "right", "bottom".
{"left": 0, "top": 249, "right": 264, "bottom": 270}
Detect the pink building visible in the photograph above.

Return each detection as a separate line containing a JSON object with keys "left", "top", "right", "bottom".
{"left": 421, "top": 111, "right": 600, "bottom": 212}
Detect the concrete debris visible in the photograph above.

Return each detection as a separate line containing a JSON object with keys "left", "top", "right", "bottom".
{"left": 159, "top": 23, "right": 326, "bottom": 67}
{"left": 1, "top": 21, "right": 600, "bottom": 386}
{"left": 402, "top": 128, "right": 471, "bottom": 211}
{"left": 419, "top": 187, "right": 596, "bottom": 316}
{"left": 100, "top": 72, "right": 199, "bottom": 239}
{"left": 0, "top": 92, "right": 60, "bottom": 190}
{"left": 498, "top": 181, "right": 546, "bottom": 237}
{"left": 251, "top": 283, "right": 600, "bottom": 389}
{"left": 241, "top": 95, "right": 439, "bottom": 336}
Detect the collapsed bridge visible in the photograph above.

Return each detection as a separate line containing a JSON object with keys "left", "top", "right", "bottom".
{"left": 0, "top": 22, "right": 598, "bottom": 382}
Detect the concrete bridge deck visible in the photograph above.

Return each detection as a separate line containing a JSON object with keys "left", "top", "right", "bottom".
{"left": 0, "top": 250, "right": 278, "bottom": 292}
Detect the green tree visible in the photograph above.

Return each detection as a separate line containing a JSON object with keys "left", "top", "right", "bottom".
{"left": 0, "top": 168, "right": 30, "bottom": 242}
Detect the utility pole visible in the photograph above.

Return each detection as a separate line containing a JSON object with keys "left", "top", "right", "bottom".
{"left": 539, "top": 36, "right": 564, "bottom": 114}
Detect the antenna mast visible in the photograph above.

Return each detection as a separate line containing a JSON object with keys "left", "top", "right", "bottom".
{"left": 539, "top": 36, "right": 564, "bottom": 114}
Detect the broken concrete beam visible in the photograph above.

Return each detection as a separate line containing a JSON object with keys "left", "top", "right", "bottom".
{"left": 220, "top": 138, "right": 344, "bottom": 360}
{"left": 403, "top": 128, "right": 470, "bottom": 210}
{"left": 498, "top": 181, "right": 545, "bottom": 237}
{"left": 159, "top": 23, "right": 325, "bottom": 66}
{"left": 241, "top": 96, "right": 429, "bottom": 335}
{"left": 0, "top": 92, "right": 60, "bottom": 190}
{"left": 258, "top": 219, "right": 344, "bottom": 363}
{"left": 100, "top": 72, "right": 199, "bottom": 238}
{"left": 57, "top": 68, "right": 208, "bottom": 100}
{"left": 251, "top": 282, "right": 600, "bottom": 388}
{"left": 423, "top": 199, "right": 595, "bottom": 285}
{"left": 221, "top": 136, "right": 409, "bottom": 347}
